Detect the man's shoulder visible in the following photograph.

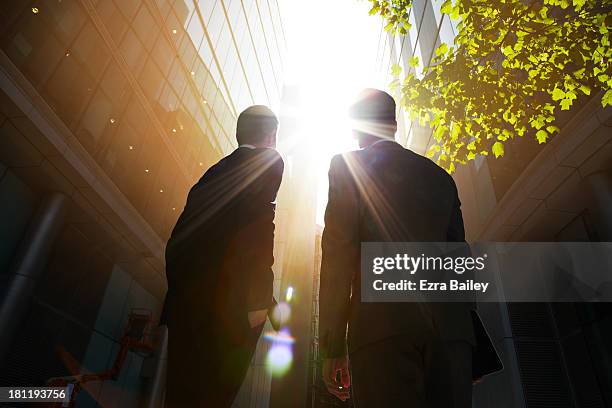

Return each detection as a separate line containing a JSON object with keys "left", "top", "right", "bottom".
{"left": 239, "top": 147, "right": 283, "bottom": 163}
{"left": 330, "top": 150, "right": 361, "bottom": 168}
{"left": 401, "top": 148, "right": 454, "bottom": 182}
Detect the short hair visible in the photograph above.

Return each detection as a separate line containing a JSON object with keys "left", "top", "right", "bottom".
{"left": 236, "top": 105, "right": 278, "bottom": 145}
{"left": 349, "top": 88, "right": 396, "bottom": 123}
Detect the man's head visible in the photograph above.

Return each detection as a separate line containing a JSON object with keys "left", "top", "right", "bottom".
{"left": 349, "top": 89, "right": 397, "bottom": 148}
{"left": 236, "top": 105, "right": 279, "bottom": 148}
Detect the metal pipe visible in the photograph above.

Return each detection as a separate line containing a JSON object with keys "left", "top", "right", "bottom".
{"left": 0, "top": 192, "right": 67, "bottom": 366}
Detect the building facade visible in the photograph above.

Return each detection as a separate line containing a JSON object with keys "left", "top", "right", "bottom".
{"left": 373, "top": 1, "right": 612, "bottom": 407}
{"left": 0, "top": 0, "right": 286, "bottom": 406}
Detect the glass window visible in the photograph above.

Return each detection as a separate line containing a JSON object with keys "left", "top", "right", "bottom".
{"left": 439, "top": 15, "right": 455, "bottom": 47}
{"left": 185, "top": 12, "right": 204, "bottom": 51}
{"left": 42, "top": 0, "right": 87, "bottom": 46}
{"left": 198, "top": 33, "right": 214, "bottom": 67}
{"left": 389, "top": 33, "right": 401, "bottom": 66}
{"left": 268, "top": 0, "right": 286, "bottom": 48}
{"left": 153, "top": 0, "right": 172, "bottom": 20}
{"left": 113, "top": 0, "right": 140, "bottom": 22}
{"left": 147, "top": 155, "right": 178, "bottom": 237}
{"left": 431, "top": 0, "right": 444, "bottom": 25}
{"left": 183, "top": 87, "right": 198, "bottom": 117}
{"left": 168, "top": 58, "right": 188, "bottom": 97}
{"left": 236, "top": 9, "right": 250, "bottom": 49}
{"left": 399, "top": 35, "right": 414, "bottom": 71}
{"left": 202, "top": 71, "right": 217, "bottom": 111}
{"left": 139, "top": 57, "right": 165, "bottom": 106}
{"left": 44, "top": 55, "right": 94, "bottom": 127}
{"left": 179, "top": 33, "right": 198, "bottom": 72}
{"left": 191, "top": 59, "right": 207, "bottom": 94}
{"left": 207, "top": 3, "right": 225, "bottom": 45}
{"left": 165, "top": 10, "right": 184, "bottom": 49}
{"left": 152, "top": 35, "right": 174, "bottom": 76}
{"left": 227, "top": 0, "right": 242, "bottom": 29}
{"left": 418, "top": 0, "right": 439, "bottom": 66}
{"left": 168, "top": 106, "right": 188, "bottom": 158}
{"left": 258, "top": 0, "right": 283, "bottom": 71}
{"left": 133, "top": 4, "right": 158, "bottom": 51}
{"left": 197, "top": 0, "right": 217, "bottom": 22}
{"left": 4, "top": 19, "right": 64, "bottom": 88}
{"left": 123, "top": 94, "right": 149, "bottom": 136}
{"left": 119, "top": 29, "right": 147, "bottom": 76}
{"left": 76, "top": 88, "right": 115, "bottom": 157}
{"left": 105, "top": 116, "right": 142, "bottom": 179}
{"left": 413, "top": 41, "right": 424, "bottom": 78}
{"left": 216, "top": 23, "right": 232, "bottom": 70}
{"left": 73, "top": 23, "right": 110, "bottom": 82}
{"left": 408, "top": 7, "right": 419, "bottom": 51}
{"left": 173, "top": 0, "right": 195, "bottom": 24}
{"left": 138, "top": 126, "right": 164, "bottom": 185}
{"left": 156, "top": 82, "right": 179, "bottom": 130}
{"left": 412, "top": 0, "right": 427, "bottom": 33}
{"left": 209, "top": 59, "right": 222, "bottom": 93}
{"left": 100, "top": 63, "right": 131, "bottom": 114}
{"left": 95, "top": 0, "right": 128, "bottom": 44}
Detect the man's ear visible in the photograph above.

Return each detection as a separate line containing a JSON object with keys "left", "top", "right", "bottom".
{"left": 267, "top": 130, "right": 278, "bottom": 149}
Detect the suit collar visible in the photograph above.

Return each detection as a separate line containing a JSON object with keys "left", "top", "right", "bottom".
{"left": 367, "top": 139, "right": 402, "bottom": 150}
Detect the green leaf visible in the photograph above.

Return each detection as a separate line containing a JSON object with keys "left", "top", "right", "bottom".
{"left": 552, "top": 88, "right": 565, "bottom": 101}
{"left": 560, "top": 98, "right": 573, "bottom": 110}
{"left": 536, "top": 129, "right": 549, "bottom": 144}
{"left": 440, "top": 0, "right": 453, "bottom": 14}
{"left": 492, "top": 142, "right": 504, "bottom": 158}
{"left": 546, "top": 125, "right": 560, "bottom": 134}
{"left": 602, "top": 89, "right": 612, "bottom": 107}
{"left": 391, "top": 63, "right": 402, "bottom": 77}
{"left": 435, "top": 43, "right": 449, "bottom": 57}
{"left": 364, "top": 0, "right": 612, "bottom": 169}
{"left": 573, "top": 0, "right": 586, "bottom": 9}
{"left": 579, "top": 84, "right": 591, "bottom": 95}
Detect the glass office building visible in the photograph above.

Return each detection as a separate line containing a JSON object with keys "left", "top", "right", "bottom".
{"left": 0, "top": 0, "right": 285, "bottom": 406}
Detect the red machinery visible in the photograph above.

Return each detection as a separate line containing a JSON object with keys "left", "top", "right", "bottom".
{"left": 46, "top": 309, "right": 156, "bottom": 407}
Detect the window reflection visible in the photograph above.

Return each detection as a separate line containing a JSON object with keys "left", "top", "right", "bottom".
{"left": 0, "top": 0, "right": 285, "bottom": 240}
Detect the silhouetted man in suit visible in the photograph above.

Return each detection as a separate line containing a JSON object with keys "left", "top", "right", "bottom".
{"left": 319, "top": 89, "right": 475, "bottom": 407}
{"left": 162, "top": 106, "right": 283, "bottom": 407}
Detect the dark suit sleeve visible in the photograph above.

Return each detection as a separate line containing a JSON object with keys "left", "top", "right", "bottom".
{"left": 447, "top": 179, "right": 466, "bottom": 242}
{"left": 319, "top": 154, "right": 360, "bottom": 358}
{"left": 242, "top": 151, "right": 284, "bottom": 311}
{"left": 447, "top": 178, "right": 477, "bottom": 309}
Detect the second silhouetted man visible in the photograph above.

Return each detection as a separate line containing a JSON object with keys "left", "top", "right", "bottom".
{"left": 319, "top": 89, "right": 476, "bottom": 407}
{"left": 162, "top": 105, "right": 283, "bottom": 407}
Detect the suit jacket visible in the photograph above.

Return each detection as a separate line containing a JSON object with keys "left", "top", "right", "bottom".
{"left": 161, "top": 147, "right": 283, "bottom": 336}
{"left": 319, "top": 141, "right": 475, "bottom": 358}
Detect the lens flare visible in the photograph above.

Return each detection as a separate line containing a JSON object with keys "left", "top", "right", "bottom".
{"left": 267, "top": 344, "right": 292, "bottom": 376}
{"left": 263, "top": 330, "right": 295, "bottom": 344}
{"left": 265, "top": 328, "right": 294, "bottom": 376}
{"left": 286, "top": 286, "right": 294, "bottom": 302}
{"left": 271, "top": 301, "right": 291, "bottom": 325}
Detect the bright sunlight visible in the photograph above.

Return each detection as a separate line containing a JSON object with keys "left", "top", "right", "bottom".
{"left": 279, "top": 0, "right": 387, "bottom": 224}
